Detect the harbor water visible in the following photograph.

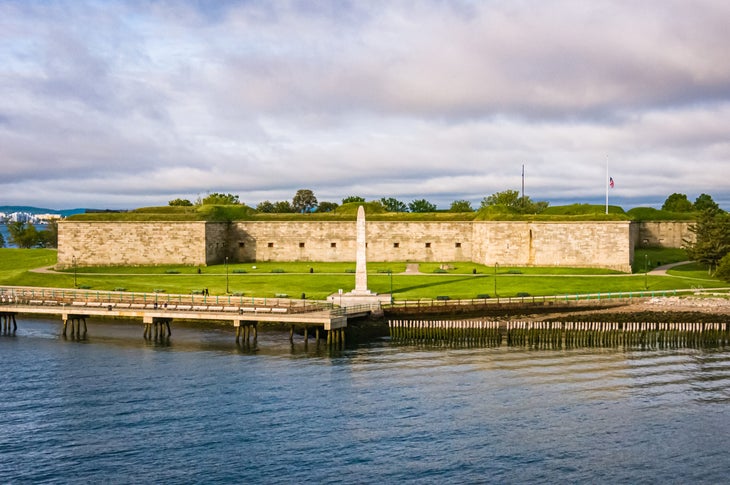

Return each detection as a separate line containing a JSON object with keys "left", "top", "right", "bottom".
{"left": 2, "top": 316, "right": 729, "bottom": 484}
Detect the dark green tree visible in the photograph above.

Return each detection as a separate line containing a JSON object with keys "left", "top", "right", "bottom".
{"left": 38, "top": 219, "right": 58, "bottom": 248}
{"left": 256, "top": 201, "right": 276, "bottom": 213}
{"left": 716, "top": 253, "right": 730, "bottom": 282}
{"left": 317, "top": 201, "right": 339, "bottom": 212}
{"left": 481, "top": 189, "right": 521, "bottom": 208}
{"left": 273, "top": 200, "right": 294, "bottom": 213}
{"left": 693, "top": 193, "right": 720, "bottom": 212}
{"left": 292, "top": 189, "right": 318, "bottom": 213}
{"left": 168, "top": 198, "right": 193, "bottom": 206}
{"left": 342, "top": 196, "right": 365, "bottom": 204}
{"left": 8, "top": 221, "right": 40, "bottom": 248}
{"left": 480, "top": 190, "right": 548, "bottom": 214}
{"left": 408, "top": 199, "right": 437, "bottom": 213}
{"left": 200, "top": 193, "right": 241, "bottom": 205}
{"left": 0, "top": 231, "right": 5, "bottom": 248}
{"left": 380, "top": 197, "right": 408, "bottom": 212}
{"left": 684, "top": 208, "right": 730, "bottom": 273}
{"left": 662, "top": 193, "right": 693, "bottom": 212}
{"left": 449, "top": 200, "right": 474, "bottom": 212}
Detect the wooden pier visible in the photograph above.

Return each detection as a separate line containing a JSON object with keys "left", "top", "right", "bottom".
{"left": 1, "top": 286, "right": 372, "bottom": 345}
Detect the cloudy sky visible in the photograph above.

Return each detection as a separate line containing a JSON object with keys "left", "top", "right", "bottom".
{"left": 1, "top": 0, "right": 729, "bottom": 211}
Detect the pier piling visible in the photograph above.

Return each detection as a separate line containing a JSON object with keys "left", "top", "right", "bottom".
{"left": 389, "top": 319, "right": 730, "bottom": 349}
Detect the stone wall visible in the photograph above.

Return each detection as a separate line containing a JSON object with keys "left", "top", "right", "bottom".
{"left": 57, "top": 221, "right": 208, "bottom": 268}
{"left": 472, "top": 221, "right": 633, "bottom": 272}
{"left": 228, "top": 221, "right": 474, "bottom": 263}
{"left": 633, "top": 221, "right": 694, "bottom": 248}
{"left": 59, "top": 219, "right": 693, "bottom": 273}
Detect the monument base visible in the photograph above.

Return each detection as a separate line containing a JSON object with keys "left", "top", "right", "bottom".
{"left": 327, "top": 291, "right": 392, "bottom": 309}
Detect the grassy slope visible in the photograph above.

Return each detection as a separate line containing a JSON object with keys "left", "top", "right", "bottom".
{"left": 66, "top": 203, "right": 699, "bottom": 222}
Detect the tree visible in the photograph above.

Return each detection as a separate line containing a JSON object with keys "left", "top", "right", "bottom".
{"left": 662, "top": 193, "right": 693, "bottom": 212}
{"left": 200, "top": 193, "right": 241, "bottom": 205}
{"left": 7, "top": 221, "right": 40, "bottom": 248}
{"left": 684, "top": 208, "right": 730, "bottom": 273}
{"left": 273, "top": 200, "right": 294, "bottom": 213}
{"left": 38, "top": 220, "right": 58, "bottom": 248}
{"left": 342, "top": 196, "right": 365, "bottom": 204}
{"left": 317, "top": 201, "right": 339, "bottom": 212}
{"left": 0, "top": 231, "right": 4, "bottom": 248}
{"left": 256, "top": 201, "right": 276, "bottom": 213}
{"left": 168, "top": 198, "right": 193, "bottom": 206}
{"left": 292, "top": 189, "right": 318, "bottom": 213}
{"left": 449, "top": 200, "right": 474, "bottom": 212}
{"left": 716, "top": 253, "right": 730, "bottom": 282}
{"left": 380, "top": 197, "right": 408, "bottom": 212}
{"left": 480, "top": 190, "right": 548, "bottom": 214}
{"left": 693, "top": 193, "right": 720, "bottom": 212}
{"left": 481, "top": 190, "right": 521, "bottom": 209}
{"left": 408, "top": 199, "right": 437, "bottom": 213}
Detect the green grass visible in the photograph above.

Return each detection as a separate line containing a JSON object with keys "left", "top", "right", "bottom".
{"left": 2, "top": 249, "right": 726, "bottom": 300}
{"left": 67, "top": 202, "right": 699, "bottom": 223}
{"left": 632, "top": 247, "right": 689, "bottom": 273}
{"left": 0, "top": 249, "right": 57, "bottom": 280}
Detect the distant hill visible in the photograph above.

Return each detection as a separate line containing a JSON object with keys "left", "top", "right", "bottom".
{"left": 0, "top": 206, "right": 87, "bottom": 218}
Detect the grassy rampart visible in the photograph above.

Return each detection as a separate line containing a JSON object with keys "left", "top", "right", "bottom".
{"left": 66, "top": 203, "right": 699, "bottom": 222}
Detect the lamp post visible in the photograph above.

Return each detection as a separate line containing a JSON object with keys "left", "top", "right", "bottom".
{"left": 644, "top": 254, "right": 649, "bottom": 290}
{"left": 388, "top": 269, "right": 393, "bottom": 304}
{"left": 72, "top": 255, "right": 77, "bottom": 288}
{"left": 225, "top": 256, "right": 229, "bottom": 294}
{"left": 494, "top": 262, "right": 499, "bottom": 298}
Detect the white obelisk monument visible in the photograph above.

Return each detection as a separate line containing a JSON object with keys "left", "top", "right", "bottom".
{"left": 353, "top": 205, "right": 371, "bottom": 294}
{"left": 328, "top": 205, "right": 390, "bottom": 308}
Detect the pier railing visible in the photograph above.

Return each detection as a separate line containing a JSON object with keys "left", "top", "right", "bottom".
{"left": 0, "top": 286, "right": 333, "bottom": 314}
{"left": 384, "top": 288, "right": 705, "bottom": 310}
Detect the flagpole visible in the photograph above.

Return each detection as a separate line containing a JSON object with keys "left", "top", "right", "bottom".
{"left": 605, "top": 157, "right": 609, "bottom": 215}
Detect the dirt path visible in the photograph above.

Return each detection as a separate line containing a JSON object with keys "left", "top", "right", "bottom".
{"left": 403, "top": 263, "right": 421, "bottom": 274}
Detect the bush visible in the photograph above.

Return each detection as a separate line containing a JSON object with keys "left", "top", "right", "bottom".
{"left": 716, "top": 254, "right": 730, "bottom": 282}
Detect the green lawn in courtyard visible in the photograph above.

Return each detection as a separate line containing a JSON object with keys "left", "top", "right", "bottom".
{"left": 1, "top": 248, "right": 726, "bottom": 300}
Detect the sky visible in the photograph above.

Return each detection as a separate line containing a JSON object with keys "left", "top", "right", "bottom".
{"left": 1, "top": 0, "right": 729, "bottom": 211}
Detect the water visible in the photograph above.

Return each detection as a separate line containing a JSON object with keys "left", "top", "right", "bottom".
{"left": 2, "top": 317, "right": 729, "bottom": 484}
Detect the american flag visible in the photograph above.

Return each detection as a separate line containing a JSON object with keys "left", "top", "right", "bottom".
{"left": 609, "top": 177, "right": 614, "bottom": 189}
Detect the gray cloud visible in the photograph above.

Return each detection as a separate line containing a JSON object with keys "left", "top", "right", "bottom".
{"left": 0, "top": 0, "right": 728, "bottom": 210}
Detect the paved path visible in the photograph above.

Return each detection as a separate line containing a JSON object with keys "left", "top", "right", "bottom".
{"left": 403, "top": 263, "right": 421, "bottom": 274}
{"left": 648, "top": 261, "right": 692, "bottom": 275}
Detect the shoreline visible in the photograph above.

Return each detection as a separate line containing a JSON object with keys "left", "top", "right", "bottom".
{"left": 527, "top": 295, "right": 730, "bottom": 322}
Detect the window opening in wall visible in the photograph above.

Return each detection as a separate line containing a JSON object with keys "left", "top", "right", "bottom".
{"left": 299, "top": 242, "right": 305, "bottom": 248}
{"left": 268, "top": 242, "right": 274, "bottom": 248}
{"left": 238, "top": 242, "right": 245, "bottom": 248}
{"left": 455, "top": 242, "right": 462, "bottom": 248}
{"left": 331, "top": 242, "right": 337, "bottom": 248}
{"left": 425, "top": 242, "right": 431, "bottom": 248}
{"left": 393, "top": 242, "right": 400, "bottom": 248}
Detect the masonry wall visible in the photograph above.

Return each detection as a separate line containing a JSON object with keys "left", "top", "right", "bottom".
{"left": 633, "top": 221, "right": 694, "bottom": 248}
{"left": 472, "top": 221, "right": 633, "bottom": 272}
{"left": 58, "top": 219, "right": 664, "bottom": 272}
{"left": 57, "top": 221, "right": 208, "bottom": 268}
{"left": 228, "top": 221, "right": 474, "bottom": 263}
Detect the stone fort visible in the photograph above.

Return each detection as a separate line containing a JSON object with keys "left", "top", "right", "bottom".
{"left": 56, "top": 219, "right": 692, "bottom": 273}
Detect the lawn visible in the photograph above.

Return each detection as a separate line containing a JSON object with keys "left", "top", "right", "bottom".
{"left": 1, "top": 248, "right": 726, "bottom": 300}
